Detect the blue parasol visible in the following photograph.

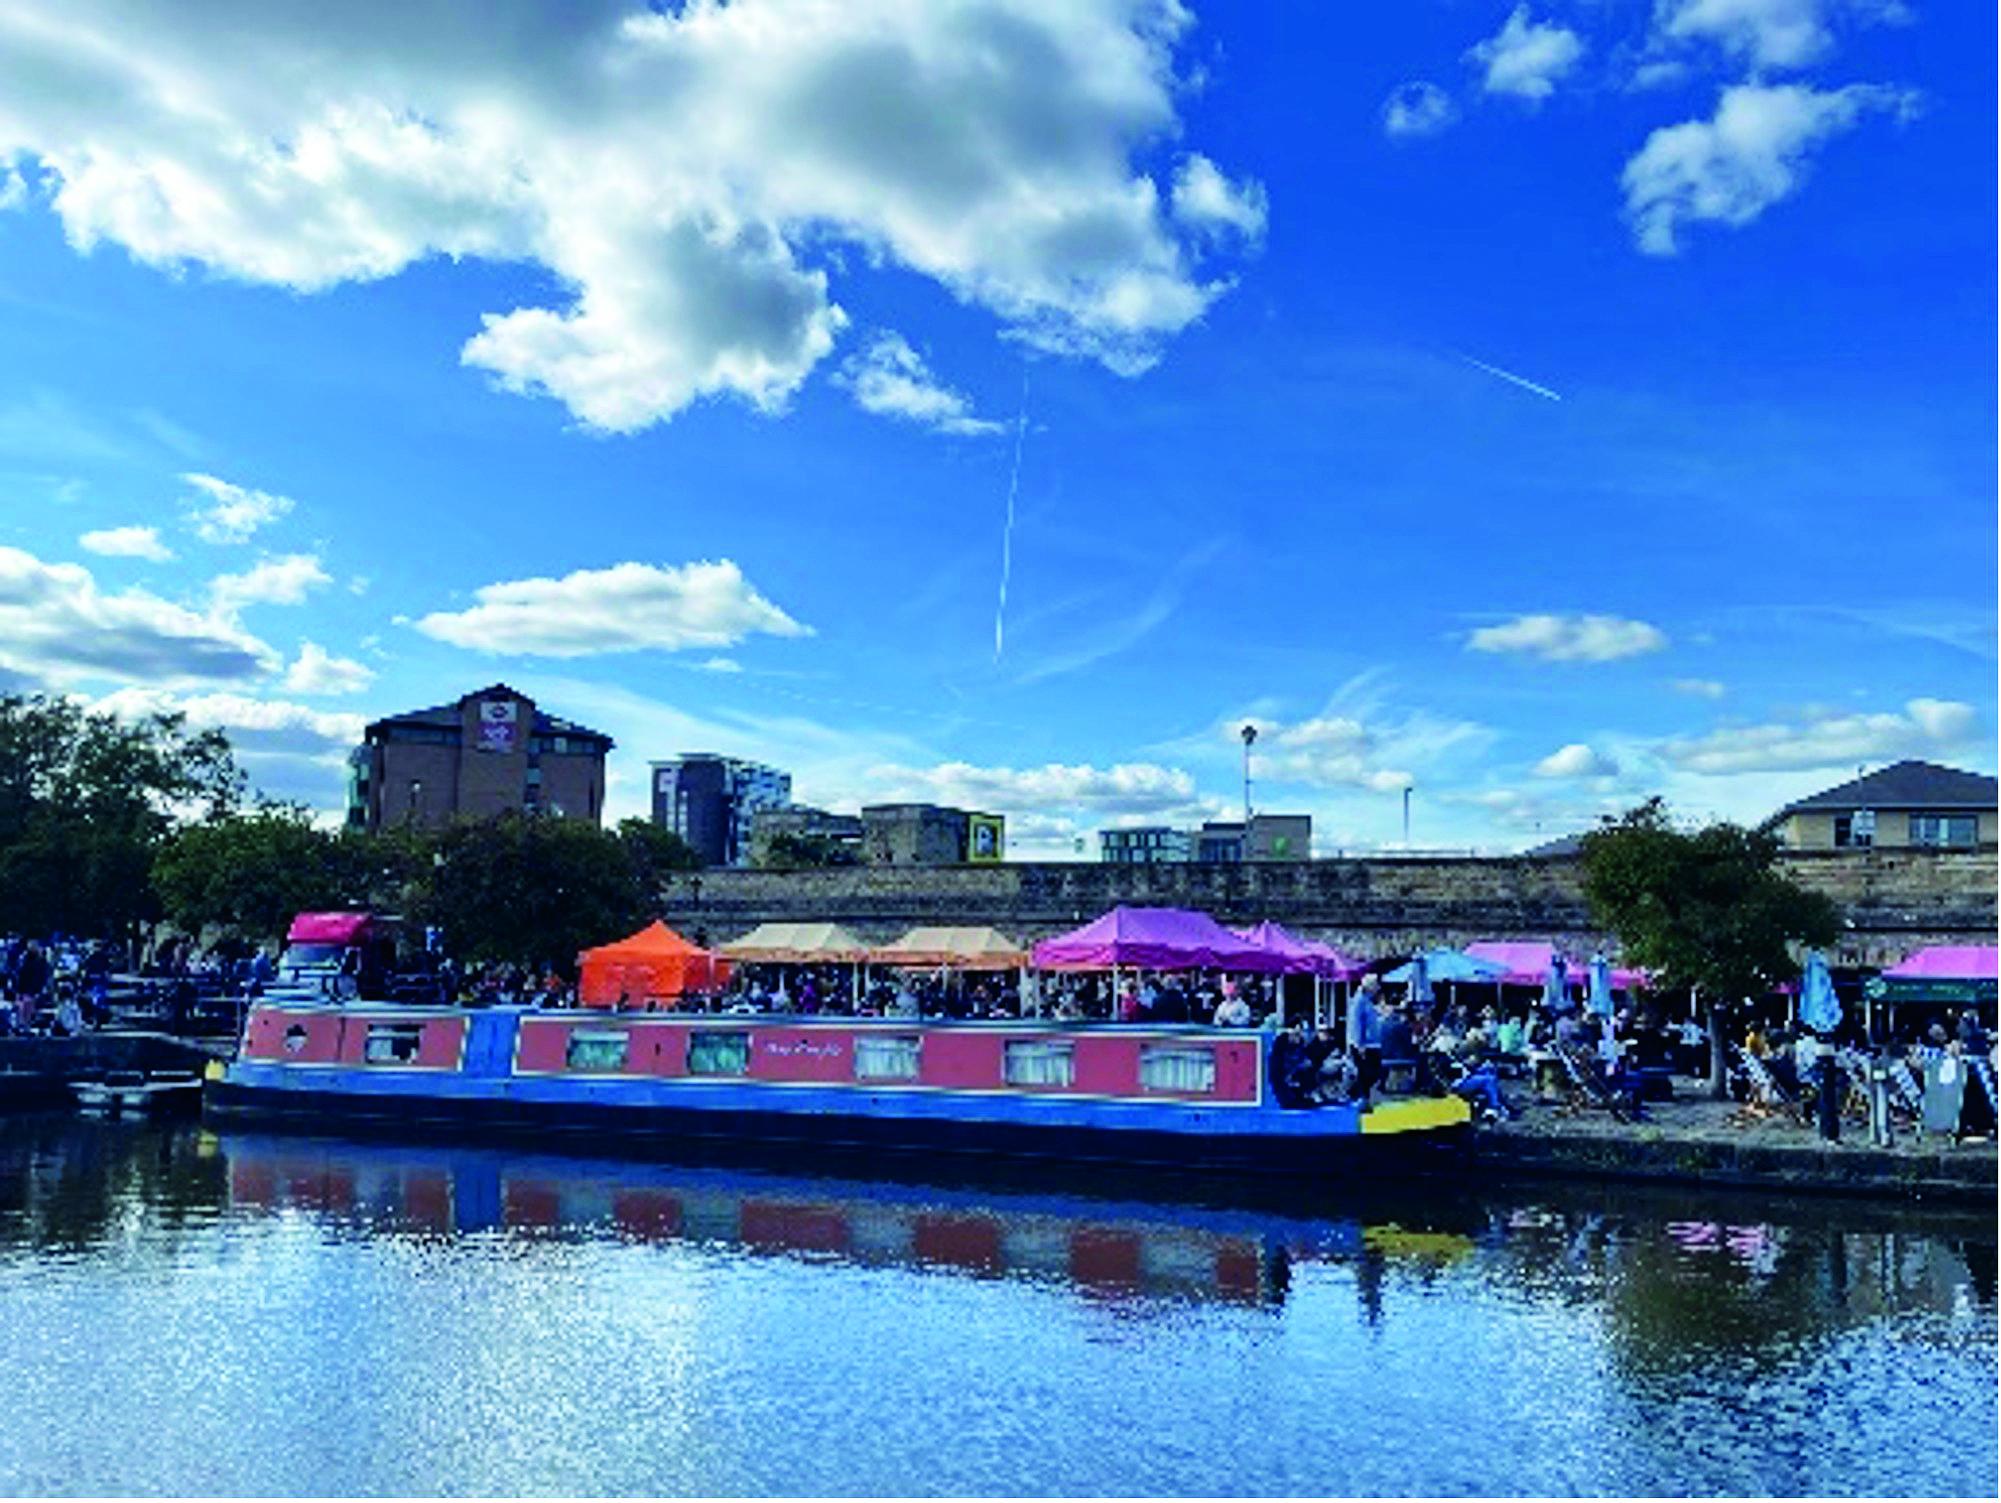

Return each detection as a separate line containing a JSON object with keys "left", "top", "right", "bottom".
{"left": 1800, "top": 950, "right": 1841, "bottom": 1034}
{"left": 1587, "top": 953, "right": 1615, "bottom": 1018}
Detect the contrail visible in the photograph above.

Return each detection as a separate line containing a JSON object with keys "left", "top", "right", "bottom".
{"left": 1456, "top": 351, "right": 1562, "bottom": 402}
{"left": 993, "top": 365, "right": 1028, "bottom": 661}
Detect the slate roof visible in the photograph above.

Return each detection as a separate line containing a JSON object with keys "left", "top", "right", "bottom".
{"left": 1779, "top": 760, "right": 1996, "bottom": 814}
{"left": 366, "top": 683, "right": 613, "bottom": 747}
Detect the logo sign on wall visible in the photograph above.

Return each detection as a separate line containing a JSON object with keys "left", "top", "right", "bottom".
{"left": 477, "top": 699, "right": 520, "bottom": 754}
{"left": 968, "top": 813, "right": 1005, "bottom": 863}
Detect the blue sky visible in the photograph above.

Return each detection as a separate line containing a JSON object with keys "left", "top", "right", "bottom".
{"left": 0, "top": 0, "right": 1992, "bottom": 855}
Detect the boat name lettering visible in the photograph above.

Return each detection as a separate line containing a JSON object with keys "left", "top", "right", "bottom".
{"left": 757, "top": 1038, "right": 846, "bottom": 1060}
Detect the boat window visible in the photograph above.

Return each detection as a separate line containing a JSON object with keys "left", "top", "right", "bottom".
{"left": 687, "top": 1031, "right": 750, "bottom": 1076}
{"left": 566, "top": 1028, "right": 630, "bottom": 1071}
{"left": 362, "top": 1023, "right": 425, "bottom": 1064}
{"left": 1139, "top": 1045, "right": 1216, "bottom": 1094}
{"left": 1004, "top": 1040, "right": 1075, "bottom": 1089}
{"left": 855, "top": 1034, "right": 921, "bottom": 1082}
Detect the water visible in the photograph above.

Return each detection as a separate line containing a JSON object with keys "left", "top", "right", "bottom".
{"left": 0, "top": 1118, "right": 1993, "bottom": 1498}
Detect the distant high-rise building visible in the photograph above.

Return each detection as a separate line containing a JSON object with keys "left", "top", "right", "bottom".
{"left": 346, "top": 684, "right": 611, "bottom": 832}
{"left": 651, "top": 755, "right": 792, "bottom": 867}
{"left": 1099, "top": 826, "right": 1194, "bottom": 864}
{"left": 860, "top": 804, "right": 1005, "bottom": 865}
{"left": 1193, "top": 814, "right": 1312, "bottom": 863}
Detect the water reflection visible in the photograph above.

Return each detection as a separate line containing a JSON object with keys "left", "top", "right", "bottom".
{"left": 0, "top": 1117, "right": 1993, "bottom": 1497}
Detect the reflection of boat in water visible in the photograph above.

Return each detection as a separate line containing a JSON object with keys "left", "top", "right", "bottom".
{"left": 72, "top": 1070, "right": 203, "bottom": 1117}
{"left": 208, "top": 1004, "right": 1469, "bottom": 1175}
{"left": 217, "top": 1132, "right": 1483, "bottom": 1310}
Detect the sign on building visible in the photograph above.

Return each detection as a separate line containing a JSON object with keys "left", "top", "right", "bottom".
{"left": 477, "top": 698, "right": 519, "bottom": 754}
{"left": 968, "top": 813, "right": 1005, "bottom": 863}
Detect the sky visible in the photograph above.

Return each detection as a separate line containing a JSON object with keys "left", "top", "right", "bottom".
{"left": 0, "top": 0, "right": 1992, "bottom": 857}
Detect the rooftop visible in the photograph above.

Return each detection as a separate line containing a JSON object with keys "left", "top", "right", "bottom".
{"left": 367, "top": 683, "right": 613, "bottom": 747}
{"left": 1778, "top": 760, "right": 1997, "bottom": 815}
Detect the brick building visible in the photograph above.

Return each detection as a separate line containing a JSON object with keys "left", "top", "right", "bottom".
{"left": 346, "top": 684, "right": 611, "bottom": 832}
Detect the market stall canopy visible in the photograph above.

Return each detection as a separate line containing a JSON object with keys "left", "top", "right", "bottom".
{"left": 1463, "top": 940, "right": 1647, "bottom": 991}
{"left": 1384, "top": 949, "right": 1509, "bottom": 986}
{"left": 1032, "top": 906, "right": 1288, "bottom": 973}
{"left": 1867, "top": 945, "right": 1999, "bottom": 1005}
{"left": 286, "top": 911, "right": 377, "bottom": 945}
{"left": 577, "top": 921, "right": 726, "bottom": 1008}
{"left": 1234, "top": 921, "right": 1368, "bottom": 980}
{"left": 719, "top": 921, "right": 870, "bottom": 964}
{"left": 872, "top": 926, "right": 1029, "bottom": 968}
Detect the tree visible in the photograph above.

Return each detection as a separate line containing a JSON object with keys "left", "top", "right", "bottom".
{"left": 1580, "top": 799, "right": 1840, "bottom": 1097}
{"left": 755, "top": 831, "right": 859, "bottom": 868}
{"left": 154, "top": 806, "right": 344, "bottom": 946}
{"left": 0, "top": 693, "right": 245, "bottom": 938}
{"left": 411, "top": 813, "right": 651, "bottom": 974}
{"left": 615, "top": 816, "right": 702, "bottom": 896}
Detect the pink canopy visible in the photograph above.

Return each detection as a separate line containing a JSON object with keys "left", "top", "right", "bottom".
{"left": 285, "top": 911, "right": 377, "bottom": 945}
{"left": 1882, "top": 946, "right": 1999, "bottom": 981}
{"left": 1235, "top": 921, "right": 1369, "bottom": 980}
{"left": 1033, "top": 907, "right": 1288, "bottom": 973}
{"left": 1464, "top": 940, "right": 1647, "bottom": 991}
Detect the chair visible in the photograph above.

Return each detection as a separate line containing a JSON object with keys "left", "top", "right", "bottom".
{"left": 1732, "top": 1047, "right": 1814, "bottom": 1126}
{"left": 1553, "top": 1042, "right": 1632, "bottom": 1123}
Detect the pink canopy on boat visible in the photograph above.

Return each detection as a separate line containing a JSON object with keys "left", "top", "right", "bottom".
{"left": 1033, "top": 907, "right": 1288, "bottom": 973}
{"left": 1464, "top": 940, "right": 1647, "bottom": 991}
{"left": 1881, "top": 946, "right": 1999, "bottom": 981}
{"left": 1235, "top": 921, "right": 1369, "bottom": 980}
{"left": 285, "top": 911, "right": 377, "bottom": 945}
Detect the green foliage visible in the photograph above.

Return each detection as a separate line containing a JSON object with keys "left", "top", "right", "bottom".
{"left": 0, "top": 693, "right": 245, "bottom": 937}
{"left": 411, "top": 813, "right": 652, "bottom": 973}
{"left": 151, "top": 810, "right": 429, "bottom": 945}
{"left": 756, "top": 831, "right": 859, "bottom": 868}
{"left": 615, "top": 816, "right": 703, "bottom": 891}
{"left": 1579, "top": 798, "right": 1840, "bottom": 1003}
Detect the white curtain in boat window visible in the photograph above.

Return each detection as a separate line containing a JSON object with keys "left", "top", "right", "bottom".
{"left": 566, "top": 1028, "right": 630, "bottom": 1071}
{"left": 1004, "top": 1040, "right": 1075, "bottom": 1088}
{"left": 1139, "top": 1045, "right": 1216, "bottom": 1094}
{"left": 362, "top": 1024, "right": 423, "bottom": 1064}
{"left": 687, "top": 1031, "right": 750, "bottom": 1076}
{"left": 855, "top": 1034, "right": 922, "bottom": 1081}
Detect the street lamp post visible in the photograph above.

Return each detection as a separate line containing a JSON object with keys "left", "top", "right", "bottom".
{"left": 1240, "top": 724, "right": 1257, "bottom": 831}
{"left": 1402, "top": 785, "right": 1412, "bottom": 849}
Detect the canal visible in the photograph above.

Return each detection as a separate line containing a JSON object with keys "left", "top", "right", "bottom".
{"left": 0, "top": 1117, "right": 1993, "bottom": 1496}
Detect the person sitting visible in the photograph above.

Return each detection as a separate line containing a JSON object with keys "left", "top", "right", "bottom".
{"left": 1269, "top": 1023, "right": 1320, "bottom": 1108}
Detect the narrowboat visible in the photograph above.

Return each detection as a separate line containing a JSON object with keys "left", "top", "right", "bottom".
{"left": 206, "top": 1002, "right": 1470, "bottom": 1174}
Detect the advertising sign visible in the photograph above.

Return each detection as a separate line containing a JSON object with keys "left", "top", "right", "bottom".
{"left": 477, "top": 699, "right": 520, "bottom": 754}
{"left": 968, "top": 813, "right": 1005, "bottom": 864}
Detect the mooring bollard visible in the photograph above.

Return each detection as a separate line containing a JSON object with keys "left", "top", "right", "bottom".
{"left": 1868, "top": 1055, "right": 1892, "bottom": 1147}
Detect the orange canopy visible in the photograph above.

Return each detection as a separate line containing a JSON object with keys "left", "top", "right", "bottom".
{"left": 577, "top": 921, "right": 728, "bottom": 1009}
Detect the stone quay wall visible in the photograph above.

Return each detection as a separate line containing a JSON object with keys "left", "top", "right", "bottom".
{"left": 661, "top": 847, "right": 1996, "bottom": 966}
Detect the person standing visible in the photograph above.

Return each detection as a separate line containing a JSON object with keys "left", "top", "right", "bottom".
{"left": 1347, "top": 973, "right": 1383, "bottom": 1098}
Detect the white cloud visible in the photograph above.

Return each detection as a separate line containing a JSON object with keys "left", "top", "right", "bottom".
{"left": 0, "top": 160, "right": 25, "bottom": 211}
{"left": 867, "top": 759, "right": 1206, "bottom": 820}
{"left": 698, "top": 657, "right": 744, "bottom": 675}
{"left": 1382, "top": 81, "right": 1459, "bottom": 139}
{"left": 1655, "top": 0, "right": 1910, "bottom": 72}
{"left": 78, "top": 524, "right": 172, "bottom": 562}
{"left": 1168, "top": 153, "right": 1267, "bottom": 243}
{"left": 1467, "top": 6, "right": 1586, "bottom": 102}
{"left": 1622, "top": 82, "right": 1916, "bottom": 255}
{"left": 1534, "top": 742, "right": 1619, "bottom": 778}
{"left": 1660, "top": 697, "right": 1979, "bottom": 774}
{"left": 209, "top": 553, "right": 333, "bottom": 614}
{"left": 1468, "top": 613, "right": 1669, "bottom": 662}
{"left": 1672, "top": 677, "right": 1727, "bottom": 698}
{"left": 0, "top": 1, "right": 1256, "bottom": 432}
{"left": 182, "top": 473, "right": 294, "bottom": 544}
{"left": 835, "top": 332, "right": 1002, "bottom": 437}
{"left": 282, "top": 641, "right": 374, "bottom": 696}
{"left": 414, "top": 559, "right": 810, "bottom": 657}
{"left": 89, "top": 687, "right": 366, "bottom": 809}
{"left": 0, "top": 544, "right": 275, "bottom": 687}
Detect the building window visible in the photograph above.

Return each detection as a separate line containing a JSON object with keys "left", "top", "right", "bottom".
{"left": 1003, "top": 1040, "right": 1075, "bottom": 1088}
{"left": 1139, "top": 1045, "right": 1216, "bottom": 1094}
{"left": 1832, "top": 814, "right": 1872, "bottom": 849}
{"left": 363, "top": 1024, "right": 425, "bottom": 1065}
{"left": 855, "top": 1035, "right": 922, "bottom": 1082}
{"left": 687, "top": 1032, "right": 750, "bottom": 1076}
{"left": 566, "top": 1029, "right": 630, "bottom": 1071}
{"left": 1909, "top": 814, "right": 1977, "bottom": 848}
